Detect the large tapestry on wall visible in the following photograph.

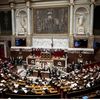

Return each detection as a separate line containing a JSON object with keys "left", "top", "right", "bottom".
{"left": 34, "top": 7, "right": 69, "bottom": 34}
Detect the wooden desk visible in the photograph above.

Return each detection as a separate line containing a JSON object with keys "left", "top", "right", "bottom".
{"left": 5, "top": 92, "right": 61, "bottom": 99}
{"left": 33, "top": 71, "right": 49, "bottom": 78}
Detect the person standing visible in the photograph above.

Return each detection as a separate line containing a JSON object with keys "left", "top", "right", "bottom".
{"left": 37, "top": 69, "right": 42, "bottom": 79}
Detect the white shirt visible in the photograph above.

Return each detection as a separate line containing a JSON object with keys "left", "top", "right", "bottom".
{"left": 17, "top": 67, "right": 27, "bottom": 78}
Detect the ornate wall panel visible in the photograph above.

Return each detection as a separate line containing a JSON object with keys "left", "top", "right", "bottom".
{"left": 32, "top": 38, "right": 69, "bottom": 49}
{"left": 74, "top": 0, "right": 90, "bottom": 4}
{"left": 16, "top": 8, "right": 27, "bottom": 35}
{"left": 74, "top": 6, "right": 90, "bottom": 35}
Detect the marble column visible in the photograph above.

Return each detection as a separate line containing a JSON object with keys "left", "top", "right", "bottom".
{"left": 26, "top": 0, "right": 31, "bottom": 35}
{"left": 70, "top": 0, "right": 74, "bottom": 35}
{"left": 10, "top": 2, "right": 16, "bottom": 36}
{"left": 65, "top": 53, "right": 68, "bottom": 68}
{"left": 90, "top": 2, "right": 94, "bottom": 35}
{"left": 69, "top": 34, "right": 74, "bottom": 48}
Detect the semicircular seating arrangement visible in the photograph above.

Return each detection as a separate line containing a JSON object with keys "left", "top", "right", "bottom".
{"left": 0, "top": 58, "right": 100, "bottom": 99}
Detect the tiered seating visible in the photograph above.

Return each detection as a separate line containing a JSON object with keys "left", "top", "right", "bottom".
{"left": 0, "top": 57, "right": 100, "bottom": 99}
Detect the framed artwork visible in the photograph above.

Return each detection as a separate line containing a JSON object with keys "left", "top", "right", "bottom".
{"left": 53, "top": 59, "right": 65, "bottom": 67}
{"left": 33, "top": 7, "right": 69, "bottom": 34}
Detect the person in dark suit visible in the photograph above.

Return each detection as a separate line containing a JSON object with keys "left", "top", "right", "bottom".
{"left": 37, "top": 69, "right": 42, "bottom": 79}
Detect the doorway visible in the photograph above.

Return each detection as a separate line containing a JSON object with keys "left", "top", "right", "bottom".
{"left": 93, "top": 5, "right": 100, "bottom": 35}
{"left": 0, "top": 42, "right": 6, "bottom": 59}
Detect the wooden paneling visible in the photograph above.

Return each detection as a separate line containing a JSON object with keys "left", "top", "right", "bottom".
{"left": 67, "top": 53, "right": 94, "bottom": 63}
{"left": 11, "top": 51, "right": 95, "bottom": 63}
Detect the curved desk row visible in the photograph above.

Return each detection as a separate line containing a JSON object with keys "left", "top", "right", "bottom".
{"left": 4, "top": 92, "right": 60, "bottom": 99}
{"left": 64, "top": 84, "right": 100, "bottom": 99}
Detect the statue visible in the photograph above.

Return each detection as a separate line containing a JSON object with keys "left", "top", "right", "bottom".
{"left": 20, "top": 15, "right": 27, "bottom": 33}
{"left": 78, "top": 15, "right": 84, "bottom": 26}
{"left": 18, "top": 11, "right": 27, "bottom": 34}
{"left": 77, "top": 15, "right": 85, "bottom": 34}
